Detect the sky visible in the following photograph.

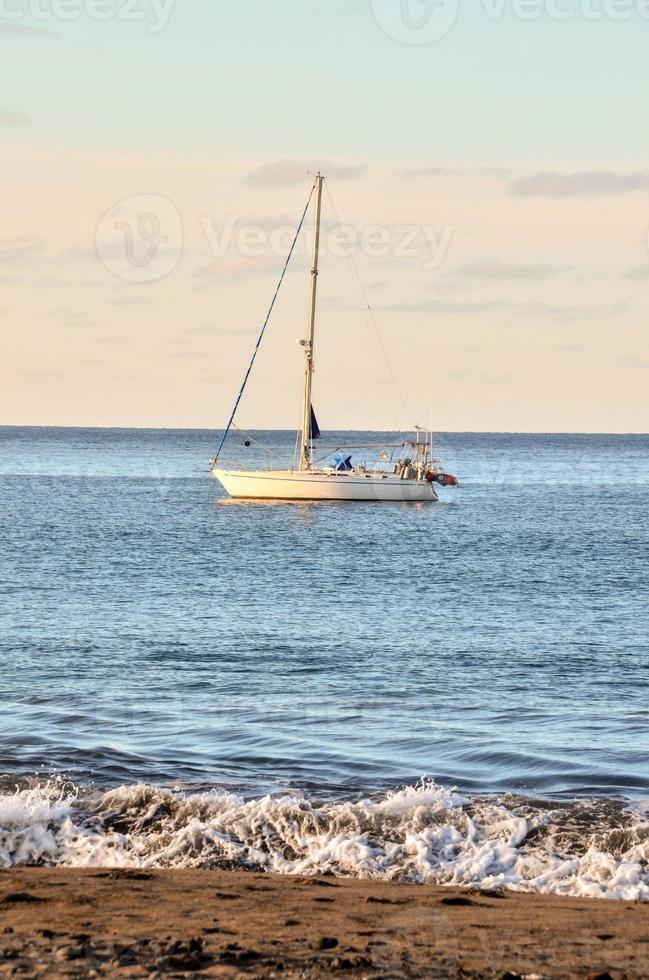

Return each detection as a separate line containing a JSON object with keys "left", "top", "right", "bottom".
{"left": 1, "top": 0, "right": 648, "bottom": 432}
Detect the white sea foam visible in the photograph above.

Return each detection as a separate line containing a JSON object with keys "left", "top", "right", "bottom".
{"left": 1, "top": 780, "right": 648, "bottom": 900}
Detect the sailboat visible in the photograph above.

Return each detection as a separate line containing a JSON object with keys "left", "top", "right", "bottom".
{"left": 211, "top": 173, "right": 458, "bottom": 502}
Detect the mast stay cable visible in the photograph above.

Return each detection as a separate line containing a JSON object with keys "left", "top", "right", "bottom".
{"left": 324, "top": 184, "right": 409, "bottom": 437}
{"left": 213, "top": 182, "right": 316, "bottom": 461}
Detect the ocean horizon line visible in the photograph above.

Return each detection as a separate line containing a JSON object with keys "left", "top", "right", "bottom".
{"left": 1, "top": 424, "right": 648, "bottom": 437}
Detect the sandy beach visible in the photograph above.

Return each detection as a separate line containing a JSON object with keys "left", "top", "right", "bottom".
{"left": 0, "top": 868, "right": 646, "bottom": 978}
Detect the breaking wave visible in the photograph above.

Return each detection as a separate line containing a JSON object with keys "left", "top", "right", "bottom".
{"left": 1, "top": 779, "right": 648, "bottom": 900}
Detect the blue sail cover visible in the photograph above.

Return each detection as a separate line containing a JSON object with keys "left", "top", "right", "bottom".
{"left": 310, "top": 406, "right": 322, "bottom": 440}
{"left": 333, "top": 454, "right": 352, "bottom": 471}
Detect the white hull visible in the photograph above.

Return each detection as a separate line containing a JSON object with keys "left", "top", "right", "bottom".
{"left": 212, "top": 468, "right": 438, "bottom": 502}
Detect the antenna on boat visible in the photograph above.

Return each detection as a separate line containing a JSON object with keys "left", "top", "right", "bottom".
{"left": 300, "top": 172, "right": 324, "bottom": 471}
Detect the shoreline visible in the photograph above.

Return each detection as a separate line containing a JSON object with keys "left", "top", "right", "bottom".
{"left": 1, "top": 868, "right": 647, "bottom": 977}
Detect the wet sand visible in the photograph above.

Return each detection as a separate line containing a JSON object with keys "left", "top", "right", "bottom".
{"left": 0, "top": 868, "right": 647, "bottom": 977}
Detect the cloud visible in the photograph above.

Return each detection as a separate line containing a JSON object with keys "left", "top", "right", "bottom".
{"left": 0, "top": 110, "right": 31, "bottom": 127}
{"left": 385, "top": 299, "right": 502, "bottom": 315}
{"left": 383, "top": 298, "right": 628, "bottom": 320}
{"left": 398, "top": 166, "right": 509, "bottom": 179}
{"left": 93, "top": 335, "right": 128, "bottom": 345}
{"left": 193, "top": 253, "right": 300, "bottom": 286}
{"left": 0, "top": 239, "right": 42, "bottom": 263}
{"left": 624, "top": 265, "right": 649, "bottom": 281}
{"left": 244, "top": 159, "right": 368, "bottom": 187}
{"left": 182, "top": 324, "right": 219, "bottom": 337}
{"left": 0, "top": 23, "right": 59, "bottom": 38}
{"left": 451, "top": 261, "right": 570, "bottom": 281}
{"left": 60, "top": 245, "right": 96, "bottom": 261}
{"left": 508, "top": 171, "right": 649, "bottom": 198}
{"left": 172, "top": 349, "right": 208, "bottom": 359}
{"left": 106, "top": 296, "right": 151, "bottom": 306}
{"left": 44, "top": 308, "right": 87, "bottom": 319}
{"left": 35, "top": 276, "right": 103, "bottom": 288}
{"left": 61, "top": 319, "right": 106, "bottom": 329}
{"left": 620, "top": 357, "right": 649, "bottom": 370}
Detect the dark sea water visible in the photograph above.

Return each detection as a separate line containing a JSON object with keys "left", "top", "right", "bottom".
{"left": 1, "top": 426, "right": 648, "bottom": 896}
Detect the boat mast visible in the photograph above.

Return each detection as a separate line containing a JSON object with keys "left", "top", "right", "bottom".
{"left": 300, "top": 172, "right": 324, "bottom": 470}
